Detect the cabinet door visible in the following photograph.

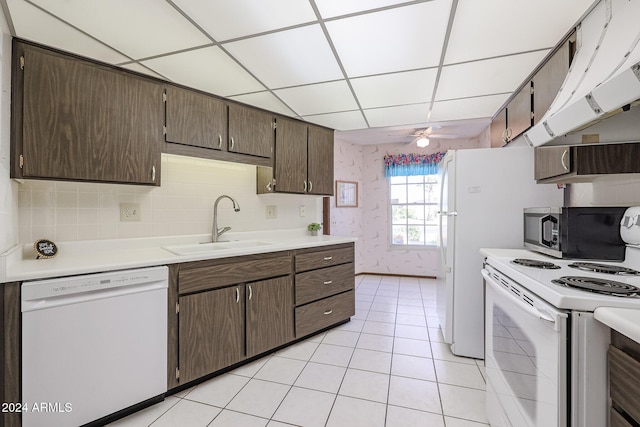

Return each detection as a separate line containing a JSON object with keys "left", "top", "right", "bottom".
{"left": 20, "top": 45, "right": 162, "bottom": 185}
{"left": 274, "top": 118, "right": 308, "bottom": 193}
{"left": 307, "top": 125, "right": 334, "bottom": 196}
{"left": 246, "top": 276, "right": 294, "bottom": 357}
{"left": 534, "top": 146, "right": 571, "bottom": 180}
{"left": 228, "top": 103, "right": 273, "bottom": 158}
{"left": 490, "top": 108, "right": 507, "bottom": 147}
{"left": 533, "top": 40, "right": 570, "bottom": 125}
{"left": 507, "top": 83, "right": 532, "bottom": 140}
{"left": 165, "top": 86, "right": 227, "bottom": 150}
{"left": 179, "top": 286, "right": 244, "bottom": 383}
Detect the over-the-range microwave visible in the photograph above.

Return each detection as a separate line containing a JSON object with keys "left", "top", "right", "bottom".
{"left": 523, "top": 207, "right": 627, "bottom": 260}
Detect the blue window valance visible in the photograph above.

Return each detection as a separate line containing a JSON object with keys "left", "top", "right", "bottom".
{"left": 384, "top": 152, "right": 447, "bottom": 177}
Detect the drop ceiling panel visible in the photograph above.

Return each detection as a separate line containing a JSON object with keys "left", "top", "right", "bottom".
{"left": 29, "top": 0, "right": 211, "bottom": 59}
{"left": 120, "top": 62, "right": 166, "bottom": 80}
{"left": 364, "top": 104, "right": 429, "bottom": 128}
{"left": 302, "top": 111, "right": 368, "bottom": 131}
{"left": 141, "top": 46, "right": 265, "bottom": 97}
{"left": 326, "top": 2, "right": 452, "bottom": 77}
{"left": 7, "top": 0, "right": 129, "bottom": 64}
{"left": 315, "top": 0, "right": 416, "bottom": 19}
{"left": 274, "top": 80, "right": 358, "bottom": 116}
{"left": 445, "top": 0, "right": 595, "bottom": 64}
{"left": 351, "top": 69, "right": 438, "bottom": 109}
{"left": 430, "top": 94, "right": 510, "bottom": 121}
{"left": 230, "top": 91, "right": 296, "bottom": 117}
{"left": 223, "top": 24, "right": 343, "bottom": 88}
{"left": 436, "top": 50, "right": 549, "bottom": 101}
{"left": 170, "top": 0, "right": 316, "bottom": 41}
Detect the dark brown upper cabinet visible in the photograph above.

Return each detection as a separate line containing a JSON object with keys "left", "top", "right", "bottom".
{"left": 533, "top": 39, "right": 571, "bottom": 125}
{"left": 258, "top": 118, "right": 334, "bottom": 196}
{"left": 164, "top": 85, "right": 227, "bottom": 151}
{"left": 534, "top": 142, "right": 640, "bottom": 183}
{"left": 12, "top": 40, "right": 163, "bottom": 185}
{"left": 228, "top": 103, "right": 274, "bottom": 158}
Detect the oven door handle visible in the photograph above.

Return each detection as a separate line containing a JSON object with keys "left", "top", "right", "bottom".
{"left": 482, "top": 269, "right": 567, "bottom": 330}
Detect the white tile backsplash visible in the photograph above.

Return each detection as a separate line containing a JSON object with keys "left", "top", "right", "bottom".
{"left": 17, "top": 154, "right": 323, "bottom": 244}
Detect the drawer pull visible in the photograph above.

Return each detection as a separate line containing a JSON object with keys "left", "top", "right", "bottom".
{"left": 324, "top": 310, "right": 333, "bottom": 315}
{"left": 323, "top": 280, "right": 333, "bottom": 285}
{"left": 235, "top": 287, "right": 240, "bottom": 303}
{"left": 323, "top": 256, "right": 333, "bottom": 261}
{"left": 248, "top": 285, "right": 253, "bottom": 300}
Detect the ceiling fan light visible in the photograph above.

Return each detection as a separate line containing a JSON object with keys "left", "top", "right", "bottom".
{"left": 416, "top": 137, "right": 430, "bottom": 147}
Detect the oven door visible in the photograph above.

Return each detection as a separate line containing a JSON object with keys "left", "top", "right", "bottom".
{"left": 483, "top": 267, "right": 568, "bottom": 427}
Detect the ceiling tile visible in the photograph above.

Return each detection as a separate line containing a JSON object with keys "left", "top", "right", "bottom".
{"left": 302, "top": 111, "right": 368, "bottom": 131}
{"left": 7, "top": 0, "right": 129, "bottom": 64}
{"left": 29, "top": 0, "right": 211, "bottom": 59}
{"left": 223, "top": 24, "right": 343, "bottom": 88}
{"left": 141, "top": 46, "right": 264, "bottom": 97}
{"left": 315, "top": 0, "right": 415, "bottom": 19}
{"left": 120, "top": 62, "right": 166, "bottom": 80}
{"left": 364, "top": 104, "right": 430, "bottom": 128}
{"left": 326, "top": 1, "right": 452, "bottom": 77}
{"left": 429, "top": 94, "right": 510, "bottom": 121}
{"left": 170, "top": 0, "right": 317, "bottom": 41}
{"left": 229, "top": 91, "right": 296, "bottom": 117}
{"left": 351, "top": 69, "right": 438, "bottom": 109}
{"left": 436, "top": 50, "right": 549, "bottom": 101}
{"left": 445, "top": 0, "right": 595, "bottom": 64}
{"left": 274, "top": 81, "right": 358, "bottom": 116}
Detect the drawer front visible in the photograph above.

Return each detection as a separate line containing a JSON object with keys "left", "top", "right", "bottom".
{"left": 295, "top": 263, "right": 354, "bottom": 305}
{"left": 610, "top": 408, "right": 633, "bottom": 427}
{"left": 609, "top": 345, "right": 640, "bottom": 423}
{"left": 179, "top": 255, "right": 291, "bottom": 294}
{"left": 295, "top": 247, "right": 354, "bottom": 272}
{"left": 295, "top": 291, "right": 355, "bottom": 338}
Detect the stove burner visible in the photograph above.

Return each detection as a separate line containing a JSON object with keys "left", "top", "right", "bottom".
{"left": 552, "top": 276, "right": 640, "bottom": 297}
{"left": 568, "top": 262, "right": 640, "bottom": 276}
{"left": 511, "top": 258, "right": 561, "bottom": 269}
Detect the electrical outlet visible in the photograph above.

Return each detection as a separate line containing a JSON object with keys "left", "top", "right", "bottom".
{"left": 266, "top": 205, "right": 277, "bottom": 219}
{"left": 120, "top": 203, "right": 141, "bottom": 222}
{"left": 299, "top": 205, "right": 306, "bottom": 217}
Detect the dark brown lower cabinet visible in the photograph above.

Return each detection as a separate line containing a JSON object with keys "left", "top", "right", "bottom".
{"left": 609, "top": 331, "right": 640, "bottom": 427}
{"left": 178, "top": 286, "right": 245, "bottom": 384}
{"left": 1, "top": 283, "right": 21, "bottom": 427}
{"left": 246, "top": 276, "right": 294, "bottom": 357}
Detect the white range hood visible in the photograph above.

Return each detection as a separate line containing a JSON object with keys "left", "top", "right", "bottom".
{"left": 524, "top": 0, "right": 640, "bottom": 146}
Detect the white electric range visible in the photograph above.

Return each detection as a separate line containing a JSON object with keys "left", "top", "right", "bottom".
{"left": 481, "top": 244, "right": 640, "bottom": 427}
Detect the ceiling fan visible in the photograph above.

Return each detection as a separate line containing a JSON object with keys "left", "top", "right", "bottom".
{"left": 396, "top": 127, "right": 461, "bottom": 147}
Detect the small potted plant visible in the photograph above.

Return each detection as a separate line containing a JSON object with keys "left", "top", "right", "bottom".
{"left": 307, "top": 223, "right": 321, "bottom": 236}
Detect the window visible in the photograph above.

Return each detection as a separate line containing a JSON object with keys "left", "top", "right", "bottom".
{"left": 390, "top": 175, "right": 439, "bottom": 246}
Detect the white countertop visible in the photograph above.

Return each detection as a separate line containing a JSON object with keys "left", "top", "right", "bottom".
{"left": 0, "top": 229, "right": 357, "bottom": 283}
{"left": 594, "top": 307, "right": 640, "bottom": 344}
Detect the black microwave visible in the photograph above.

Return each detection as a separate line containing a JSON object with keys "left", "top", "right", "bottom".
{"left": 523, "top": 207, "right": 627, "bottom": 260}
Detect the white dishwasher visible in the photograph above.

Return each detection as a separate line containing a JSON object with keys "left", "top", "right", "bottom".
{"left": 21, "top": 266, "right": 168, "bottom": 427}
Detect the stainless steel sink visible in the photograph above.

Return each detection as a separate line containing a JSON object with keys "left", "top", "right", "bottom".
{"left": 163, "top": 240, "right": 273, "bottom": 256}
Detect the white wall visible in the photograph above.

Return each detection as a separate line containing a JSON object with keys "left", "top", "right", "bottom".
{"left": 567, "top": 177, "right": 640, "bottom": 207}
{"left": 16, "top": 154, "right": 323, "bottom": 243}
{"left": 0, "top": 7, "right": 17, "bottom": 254}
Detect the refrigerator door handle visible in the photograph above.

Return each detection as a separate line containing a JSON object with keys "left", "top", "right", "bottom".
{"left": 438, "top": 155, "right": 454, "bottom": 272}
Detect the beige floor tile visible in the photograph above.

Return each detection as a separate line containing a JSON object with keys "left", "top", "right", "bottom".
{"left": 386, "top": 405, "right": 445, "bottom": 427}
{"left": 439, "top": 384, "right": 489, "bottom": 424}
{"left": 387, "top": 376, "right": 441, "bottom": 414}
{"left": 338, "top": 368, "right": 389, "bottom": 403}
{"left": 272, "top": 387, "right": 335, "bottom": 427}
{"left": 326, "top": 396, "right": 386, "bottom": 427}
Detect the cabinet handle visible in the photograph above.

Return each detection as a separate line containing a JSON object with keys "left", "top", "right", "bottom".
{"left": 308, "top": 181, "right": 313, "bottom": 192}
{"left": 303, "top": 181, "right": 307, "bottom": 192}
{"left": 324, "top": 310, "right": 333, "bottom": 315}
{"left": 230, "top": 137, "right": 235, "bottom": 150}
{"left": 323, "top": 256, "right": 333, "bottom": 261}
{"left": 218, "top": 134, "right": 222, "bottom": 149}
{"left": 248, "top": 285, "right": 253, "bottom": 300}
{"left": 323, "top": 280, "right": 333, "bottom": 285}
{"left": 235, "top": 287, "right": 240, "bottom": 303}
{"left": 266, "top": 182, "right": 272, "bottom": 192}
{"left": 152, "top": 165, "right": 156, "bottom": 182}
{"left": 561, "top": 149, "right": 569, "bottom": 171}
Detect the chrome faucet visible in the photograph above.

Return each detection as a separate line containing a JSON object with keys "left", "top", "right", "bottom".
{"left": 212, "top": 195, "right": 241, "bottom": 242}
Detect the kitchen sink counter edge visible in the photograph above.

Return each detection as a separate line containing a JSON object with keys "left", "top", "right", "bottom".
{"left": 0, "top": 229, "right": 357, "bottom": 283}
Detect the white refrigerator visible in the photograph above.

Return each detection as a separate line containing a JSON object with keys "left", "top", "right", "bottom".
{"left": 436, "top": 146, "right": 563, "bottom": 359}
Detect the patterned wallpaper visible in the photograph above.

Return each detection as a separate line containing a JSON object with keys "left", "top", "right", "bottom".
{"left": 332, "top": 131, "right": 490, "bottom": 277}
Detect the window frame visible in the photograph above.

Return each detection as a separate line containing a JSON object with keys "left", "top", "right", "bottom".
{"left": 388, "top": 174, "right": 439, "bottom": 248}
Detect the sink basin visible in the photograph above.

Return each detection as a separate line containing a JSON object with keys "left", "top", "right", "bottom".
{"left": 163, "top": 240, "right": 273, "bottom": 256}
